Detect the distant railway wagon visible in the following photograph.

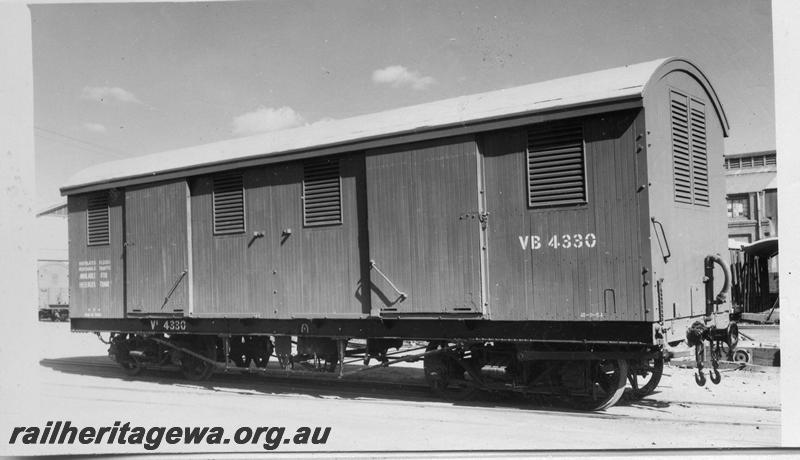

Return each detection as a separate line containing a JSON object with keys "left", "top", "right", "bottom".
{"left": 63, "top": 58, "right": 737, "bottom": 410}
{"left": 38, "top": 260, "right": 69, "bottom": 321}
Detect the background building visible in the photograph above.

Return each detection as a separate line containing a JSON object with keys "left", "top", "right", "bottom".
{"left": 725, "top": 150, "right": 777, "bottom": 244}
{"left": 37, "top": 201, "right": 69, "bottom": 320}
{"left": 725, "top": 150, "right": 778, "bottom": 316}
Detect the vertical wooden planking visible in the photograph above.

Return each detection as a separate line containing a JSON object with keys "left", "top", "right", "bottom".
{"left": 300, "top": 225, "right": 348, "bottom": 314}
{"left": 484, "top": 111, "right": 644, "bottom": 322}
{"left": 185, "top": 182, "right": 193, "bottom": 313}
{"left": 190, "top": 155, "right": 367, "bottom": 318}
{"left": 582, "top": 112, "right": 644, "bottom": 321}
{"left": 367, "top": 136, "right": 482, "bottom": 314}
{"left": 482, "top": 129, "right": 532, "bottom": 320}
{"left": 125, "top": 180, "right": 188, "bottom": 314}
{"left": 343, "top": 154, "right": 371, "bottom": 315}
{"left": 244, "top": 167, "right": 273, "bottom": 316}
{"left": 297, "top": 154, "right": 367, "bottom": 316}
{"left": 189, "top": 176, "right": 214, "bottom": 314}
{"left": 366, "top": 149, "right": 415, "bottom": 312}
{"left": 192, "top": 168, "right": 274, "bottom": 317}
{"left": 262, "top": 163, "right": 301, "bottom": 317}
{"left": 353, "top": 154, "right": 372, "bottom": 315}
{"left": 211, "top": 233, "right": 249, "bottom": 314}
{"left": 67, "top": 191, "right": 124, "bottom": 318}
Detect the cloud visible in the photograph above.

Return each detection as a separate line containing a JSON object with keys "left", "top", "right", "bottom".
{"left": 308, "top": 117, "right": 336, "bottom": 127}
{"left": 231, "top": 106, "right": 306, "bottom": 135}
{"left": 82, "top": 122, "right": 107, "bottom": 133}
{"left": 81, "top": 86, "right": 142, "bottom": 104}
{"left": 372, "top": 65, "right": 436, "bottom": 90}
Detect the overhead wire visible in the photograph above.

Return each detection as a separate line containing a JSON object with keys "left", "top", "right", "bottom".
{"left": 34, "top": 135, "right": 121, "bottom": 162}
{"left": 34, "top": 125, "right": 131, "bottom": 159}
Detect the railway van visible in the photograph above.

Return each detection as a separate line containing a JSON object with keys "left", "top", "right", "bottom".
{"left": 62, "top": 57, "right": 737, "bottom": 410}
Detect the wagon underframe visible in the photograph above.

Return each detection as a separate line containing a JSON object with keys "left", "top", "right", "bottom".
{"left": 96, "top": 320, "right": 662, "bottom": 411}
{"left": 72, "top": 317, "right": 656, "bottom": 345}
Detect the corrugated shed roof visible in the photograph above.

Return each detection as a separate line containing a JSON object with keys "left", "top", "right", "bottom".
{"left": 62, "top": 57, "right": 727, "bottom": 193}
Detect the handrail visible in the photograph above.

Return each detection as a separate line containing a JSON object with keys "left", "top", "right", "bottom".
{"left": 706, "top": 254, "right": 731, "bottom": 305}
{"left": 651, "top": 217, "right": 671, "bottom": 263}
{"left": 369, "top": 260, "right": 407, "bottom": 301}
{"left": 160, "top": 270, "right": 188, "bottom": 310}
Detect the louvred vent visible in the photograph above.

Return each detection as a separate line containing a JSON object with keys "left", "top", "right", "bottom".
{"left": 527, "top": 123, "right": 587, "bottom": 207}
{"left": 303, "top": 158, "right": 342, "bottom": 226}
{"left": 671, "top": 92, "right": 693, "bottom": 204}
{"left": 213, "top": 173, "right": 245, "bottom": 234}
{"left": 671, "top": 90, "right": 709, "bottom": 206}
{"left": 690, "top": 99, "right": 709, "bottom": 206}
{"left": 87, "top": 192, "right": 110, "bottom": 245}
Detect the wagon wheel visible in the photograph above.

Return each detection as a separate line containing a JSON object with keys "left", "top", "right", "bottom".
{"left": 253, "top": 338, "right": 274, "bottom": 369}
{"left": 180, "top": 337, "right": 216, "bottom": 381}
{"left": 113, "top": 338, "right": 143, "bottom": 376}
{"left": 319, "top": 355, "right": 338, "bottom": 373}
{"left": 119, "top": 357, "right": 144, "bottom": 376}
{"left": 228, "top": 336, "right": 248, "bottom": 368}
{"left": 733, "top": 349, "right": 750, "bottom": 364}
{"left": 566, "top": 359, "right": 628, "bottom": 411}
{"left": 423, "top": 341, "right": 479, "bottom": 401}
{"left": 626, "top": 354, "right": 664, "bottom": 400}
{"left": 719, "top": 323, "right": 740, "bottom": 360}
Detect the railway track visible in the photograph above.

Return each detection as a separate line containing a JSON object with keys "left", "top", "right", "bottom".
{"left": 39, "top": 356, "right": 781, "bottom": 427}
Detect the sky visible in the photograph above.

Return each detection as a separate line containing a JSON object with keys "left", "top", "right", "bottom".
{"left": 31, "top": 0, "right": 775, "bottom": 209}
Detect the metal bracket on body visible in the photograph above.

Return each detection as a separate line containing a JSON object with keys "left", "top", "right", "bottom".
{"left": 369, "top": 260, "right": 407, "bottom": 301}
{"left": 458, "top": 211, "right": 490, "bottom": 230}
{"left": 160, "top": 270, "right": 188, "bottom": 310}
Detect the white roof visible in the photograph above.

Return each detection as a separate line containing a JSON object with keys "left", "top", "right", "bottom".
{"left": 62, "top": 57, "right": 724, "bottom": 193}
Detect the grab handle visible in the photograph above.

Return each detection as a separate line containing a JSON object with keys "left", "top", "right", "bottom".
{"left": 369, "top": 260, "right": 407, "bottom": 301}
{"left": 651, "top": 217, "right": 671, "bottom": 263}
{"left": 705, "top": 254, "right": 731, "bottom": 309}
{"left": 160, "top": 270, "right": 188, "bottom": 310}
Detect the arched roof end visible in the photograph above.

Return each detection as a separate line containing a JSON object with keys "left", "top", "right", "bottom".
{"left": 643, "top": 57, "right": 730, "bottom": 137}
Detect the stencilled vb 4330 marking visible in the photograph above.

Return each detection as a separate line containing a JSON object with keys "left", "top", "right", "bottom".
{"left": 518, "top": 233, "right": 597, "bottom": 250}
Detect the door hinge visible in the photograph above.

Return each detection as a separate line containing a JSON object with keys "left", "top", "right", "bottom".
{"left": 458, "top": 211, "right": 490, "bottom": 227}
